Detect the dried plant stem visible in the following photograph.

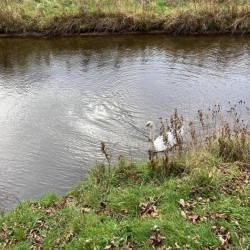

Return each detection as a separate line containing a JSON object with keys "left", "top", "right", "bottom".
{"left": 101, "top": 141, "right": 112, "bottom": 172}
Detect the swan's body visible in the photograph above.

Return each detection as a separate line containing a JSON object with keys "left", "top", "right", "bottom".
{"left": 145, "top": 121, "right": 183, "bottom": 152}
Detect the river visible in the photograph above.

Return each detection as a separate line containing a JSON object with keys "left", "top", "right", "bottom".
{"left": 0, "top": 34, "right": 250, "bottom": 210}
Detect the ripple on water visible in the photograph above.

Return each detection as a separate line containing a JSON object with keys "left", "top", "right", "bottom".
{"left": 0, "top": 35, "right": 250, "bottom": 210}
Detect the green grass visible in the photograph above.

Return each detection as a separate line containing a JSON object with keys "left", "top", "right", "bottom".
{"left": 0, "top": 148, "right": 250, "bottom": 249}
{"left": 0, "top": 0, "right": 250, "bottom": 36}
{"left": 1, "top": 106, "right": 250, "bottom": 249}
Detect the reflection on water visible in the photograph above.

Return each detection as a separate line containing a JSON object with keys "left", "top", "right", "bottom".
{"left": 0, "top": 34, "right": 250, "bottom": 210}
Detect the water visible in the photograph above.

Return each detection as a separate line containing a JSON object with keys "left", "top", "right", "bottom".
{"left": 0, "top": 34, "right": 250, "bottom": 210}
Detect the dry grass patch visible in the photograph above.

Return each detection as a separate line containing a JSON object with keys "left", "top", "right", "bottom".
{"left": 0, "top": 0, "right": 250, "bottom": 35}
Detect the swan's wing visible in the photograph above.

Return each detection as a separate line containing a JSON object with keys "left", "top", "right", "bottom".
{"left": 166, "top": 132, "right": 175, "bottom": 147}
{"left": 169, "top": 127, "right": 184, "bottom": 136}
{"left": 179, "top": 127, "right": 184, "bottom": 136}
{"left": 166, "top": 127, "right": 184, "bottom": 146}
{"left": 154, "top": 135, "right": 167, "bottom": 152}
{"left": 154, "top": 126, "right": 185, "bottom": 152}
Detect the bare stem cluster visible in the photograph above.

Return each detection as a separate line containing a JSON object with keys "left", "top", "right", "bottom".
{"left": 150, "top": 101, "right": 250, "bottom": 174}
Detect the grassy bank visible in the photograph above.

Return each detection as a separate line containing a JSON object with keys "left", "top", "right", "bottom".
{"left": 0, "top": 104, "right": 250, "bottom": 249}
{"left": 0, "top": 0, "right": 250, "bottom": 36}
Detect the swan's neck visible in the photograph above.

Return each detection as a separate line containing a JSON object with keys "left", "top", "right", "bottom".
{"left": 149, "top": 125, "right": 156, "bottom": 152}
{"left": 150, "top": 126, "right": 154, "bottom": 142}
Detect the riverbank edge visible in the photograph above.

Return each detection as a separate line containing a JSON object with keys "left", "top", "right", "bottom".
{"left": 0, "top": 27, "right": 249, "bottom": 38}
{"left": 1, "top": 9, "right": 250, "bottom": 38}
{"left": 0, "top": 29, "right": 248, "bottom": 39}
{"left": 0, "top": 144, "right": 250, "bottom": 248}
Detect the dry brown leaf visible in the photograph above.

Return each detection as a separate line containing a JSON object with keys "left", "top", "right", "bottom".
{"left": 162, "top": 246, "right": 172, "bottom": 250}
{"left": 45, "top": 209, "right": 52, "bottom": 215}
{"left": 151, "top": 211, "right": 158, "bottom": 217}
{"left": 178, "top": 199, "right": 186, "bottom": 208}
{"left": 66, "top": 229, "right": 73, "bottom": 242}
{"left": 215, "top": 213, "right": 229, "bottom": 220}
{"left": 181, "top": 210, "right": 187, "bottom": 219}
{"left": 140, "top": 196, "right": 163, "bottom": 217}
{"left": 156, "top": 234, "right": 164, "bottom": 243}
{"left": 148, "top": 239, "right": 154, "bottom": 246}
{"left": 148, "top": 224, "right": 165, "bottom": 246}
{"left": 175, "top": 242, "right": 181, "bottom": 249}
{"left": 219, "top": 236, "right": 226, "bottom": 246}
{"left": 103, "top": 245, "right": 112, "bottom": 250}
{"left": 81, "top": 207, "right": 91, "bottom": 213}
{"left": 188, "top": 214, "right": 200, "bottom": 224}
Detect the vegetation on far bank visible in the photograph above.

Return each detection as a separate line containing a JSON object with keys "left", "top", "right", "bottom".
{"left": 0, "top": 102, "right": 250, "bottom": 249}
{"left": 0, "top": 0, "right": 250, "bottom": 37}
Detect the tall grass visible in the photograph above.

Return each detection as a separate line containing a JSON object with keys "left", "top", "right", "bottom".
{"left": 0, "top": 0, "right": 250, "bottom": 36}
{"left": 146, "top": 102, "right": 250, "bottom": 182}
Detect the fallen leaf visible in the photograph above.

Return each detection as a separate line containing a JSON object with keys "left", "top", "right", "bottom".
{"left": 200, "top": 216, "right": 208, "bottom": 222}
{"left": 45, "top": 209, "right": 52, "bottom": 215}
{"left": 219, "top": 236, "right": 226, "bottom": 246}
{"left": 215, "top": 213, "right": 229, "bottom": 220}
{"left": 148, "top": 225, "right": 164, "bottom": 246}
{"left": 66, "top": 229, "right": 73, "bottom": 242}
{"left": 178, "top": 199, "right": 186, "bottom": 208}
{"left": 156, "top": 234, "right": 164, "bottom": 243}
{"left": 103, "top": 245, "right": 112, "bottom": 250}
{"left": 148, "top": 239, "right": 154, "bottom": 246}
{"left": 140, "top": 196, "right": 163, "bottom": 216}
{"left": 81, "top": 206, "right": 91, "bottom": 213}
{"left": 175, "top": 242, "right": 181, "bottom": 249}
{"left": 181, "top": 210, "right": 187, "bottom": 219}
{"left": 188, "top": 214, "right": 200, "bottom": 224}
{"left": 151, "top": 211, "right": 158, "bottom": 217}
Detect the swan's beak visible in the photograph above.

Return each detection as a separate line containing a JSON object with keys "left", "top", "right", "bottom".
{"left": 145, "top": 126, "right": 149, "bottom": 130}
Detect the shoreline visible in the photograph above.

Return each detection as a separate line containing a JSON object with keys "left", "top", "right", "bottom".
{"left": 1, "top": 3, "right": 250, "bottom": 38}
{"left": 0, "top": 29, "right": 249, "bottom": 39}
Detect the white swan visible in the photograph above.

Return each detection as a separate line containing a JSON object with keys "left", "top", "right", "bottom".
{"left": 145, "top": 121, "right": 184, "bottom": 152}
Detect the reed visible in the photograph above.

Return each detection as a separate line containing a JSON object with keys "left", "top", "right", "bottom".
{"left": 0, "top": 0, "right": 250, "bottom": 36}
{"left": 147, "top": 101, "right": 250, "bottom": 177}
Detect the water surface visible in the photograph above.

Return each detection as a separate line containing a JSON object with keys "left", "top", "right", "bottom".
{"left": 0, "top": 34, "right": 250, "bottom": 210}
